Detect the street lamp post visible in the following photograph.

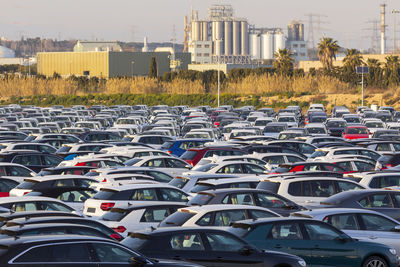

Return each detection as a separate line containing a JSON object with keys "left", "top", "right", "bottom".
{"left": 393, "top": 10, "right": 400, "bottom": 53}
{"left": 216, "top": 39, "right": 223, "bottom": 107}
{"left": 131, "top": 61, "right": 135, "bottom": 78}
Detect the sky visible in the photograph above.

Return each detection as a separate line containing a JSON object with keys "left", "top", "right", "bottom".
{"left": 1, "top": 0, "right": 399, "bottom": 51}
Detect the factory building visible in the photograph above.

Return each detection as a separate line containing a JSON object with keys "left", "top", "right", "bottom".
{"left": 286, "top": 21, "right": 308, "bottom": 62}
{"left": 73, "top": 41, "right": 122, "bottom": 52}
{"left": 37, "top": 51, "right": 190, "bottom": 78}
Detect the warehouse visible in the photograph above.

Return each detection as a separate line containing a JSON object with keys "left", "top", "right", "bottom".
{"left": 37, "top": 51, "right": 190, "bottom": 78}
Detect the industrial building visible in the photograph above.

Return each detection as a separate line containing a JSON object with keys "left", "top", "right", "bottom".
{"left": 73, "top": 41, "right": 122, "bottom": 52}
{"left": 37, "top": 51, "right": 190, "bottom": 78}
{"left": 186, "top": 4, "right": 307, "bottom": 68}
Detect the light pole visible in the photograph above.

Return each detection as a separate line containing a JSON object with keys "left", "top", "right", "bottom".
{"left": 131, "top": 61, "right": 135, "bottom": 78}
{"left": 216, "top": 39, "right": 223, "bottom": 107}
{"left": 393, "top": 10, "right": 400, "bottom": 53}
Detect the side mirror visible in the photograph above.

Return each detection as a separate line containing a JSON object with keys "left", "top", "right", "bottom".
{"left": 392, "top": 225, "right": 400, "bottom": 232}
{"left": 129, "top": 256, "right": 147, "bottom": 267}
{"left": 185, "top": 165, "right": 192, "bottom": 169}
{"left": 336, "top": 233, "right": 351, "bottom": 243}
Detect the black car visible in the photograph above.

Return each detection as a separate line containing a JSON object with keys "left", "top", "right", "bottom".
{"left": 318, "top": 189, "right": 400, "bottom": 221}
{"left": 122, "top": 227, "right": 306, "bottom": 267}
{"left": 377, "top": 153, "right": 400, "bottom": 170}
{"left": 187, "top": 188, "right": 303, "bottom": 216}
{"left": 0, "top": 151, "right": 63, "bottom": 173}
{"left": 37, "top": 166, "right": 97, "bottom": 176}
{"left": 0, "top": 211, "right": 83, "bottom": 227}
{"left": 0, "top": 235, "right": 202, "bottom": 267}
{"left": 325, "top": 119, "right": 347, "bottom": 137}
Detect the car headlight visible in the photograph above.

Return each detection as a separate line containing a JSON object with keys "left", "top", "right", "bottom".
{"left": 389, "top": 248, "right": 397, "bottom": 255}
{"left": 298, "top": 260, "right": 307, "bottom": 267}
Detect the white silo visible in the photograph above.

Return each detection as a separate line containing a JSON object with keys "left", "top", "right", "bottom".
{"left": 202, "top": 21, "right": 209, "bottom": 41}
{"left": 191, "top": 21, "right": 201, "bottom": 41}
{"left": 274, "top": 31, "right": 285, "bottom": 55}
{"left": 215, "top": 20, "right": 224, "bottom": 55}
{"left": 261, "top": 32, "right": 274, "bottom": 60}
{"left": 241, "top": 21, "right": 249, "bottom": 55}
{"left": 224, "top": 20, "right": 233, "bottom": 55}
{"left": 232, "top": 20, "right": 241, "bottom": 55}
{"left": 249, "top": 34, "right": 260, "bottom": 59}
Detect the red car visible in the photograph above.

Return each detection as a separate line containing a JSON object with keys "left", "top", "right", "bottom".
{"left": 342, "top": 126, "right": 369, "bottom": 140}
{"left": 180, "top": 147, "right": 247, "bottom": 166}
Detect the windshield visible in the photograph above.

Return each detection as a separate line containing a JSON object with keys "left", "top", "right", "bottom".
{"left": 365, "top": 122, "right": 384, "bottom": 128}
{"left": 327, "top": 121, "right": 347, "bottom": 128}
{"left": 264, "top": 126, "right": 285, "bottom": 133}
{"left": 278, "top": 117, "right": 295, "bottom": 122}
{"left": 193, "top": 164, "right": 218, "bottom": 172}
{"left": 347, "top": 127, "right": 368, "bottom": 134}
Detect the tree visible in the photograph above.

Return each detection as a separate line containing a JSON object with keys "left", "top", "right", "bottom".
{"left": 384, "top": 55, "right": 400, "bottom": 87}
{"left": 317, "top": 37, "right": 339, "bottom": 71}
{"left": 273, "top": 48, "right": 294, "bottom": 76}
{"left": 149, "top": 57, "right": 157, "bottom": 78}
{"left": 343, "top": 49, "right": 363, "bottom": 72}
{"left": 366, "top": 58, "right": 383, "bottom": 87}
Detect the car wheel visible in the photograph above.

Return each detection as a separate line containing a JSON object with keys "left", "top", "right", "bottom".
{"left": 362, "top": 256, "right": 388, "bottom": 267}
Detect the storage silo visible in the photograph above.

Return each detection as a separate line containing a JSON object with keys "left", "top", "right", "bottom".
{"left": 274, "top": 31, "right": 285, "bottom": 55}
{"left": 224, "top": 20, "right": 233, "bottom": 55}
{"left": 202, "top": 21, "right": 209, "bottom": 41}
{"left": 241, "top": 21, "right": 249, "bottom": 55}
{"left": 191, "top": 21, "right": 201, "bottom": 41}
{"left": 249, "top": 34, "right": 260, "bottom": 59}
{"left": 215, "top": 20, "right": 224, "bottom": 55}
{"left": 232, "top": 20, "right": 241, "bottom": 55}
{"left": 261, "top": 32, "right": 274, "bottom": 60}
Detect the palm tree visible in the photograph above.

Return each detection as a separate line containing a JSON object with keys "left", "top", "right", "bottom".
{"left": 273, "top": 48, "right": 294, "bottom": 76}
{"left": 384, "top": 55, "right": 400, "bottom": 86}
{"left": 317, "top": 37, "right": 339, "bottom": 71}
{"left": 343, "top": 49, "right": 363, "bottom": 71}
{"left": 366, "top": 58, "right": 383, "bottom": 87}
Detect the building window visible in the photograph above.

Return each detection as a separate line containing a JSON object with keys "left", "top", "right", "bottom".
{"left": 196, "top": 53, "right": 202, "bottom": 57}
{"left": 294, "top": 53, "right": 298, "bottom": 56}
{"left": 205, "top": 45, "right": 210, "bottom": 48}
{"left": 300, "top": 53, "right": 306, "bottom": 56}
{"left": 301, "top": 44, "right": 306, "bottom": 48}
{"left": 203, "top": 53, "right": 210, "bottom": 57}
{"left": 293, "top": 44, "right": 298, "bottom": 48}
{"left": 196, "top": 45, "right": 202, "bottom": 48}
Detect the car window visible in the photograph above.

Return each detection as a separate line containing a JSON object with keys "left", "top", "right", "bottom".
{"left": 166, "top": 159, "right": 187, "bottom": 168}
{"left": 248, "top": 209, "right": 277, "bottom": 219}
{"left": 213, "top": 210, "right": 246, "bottom": 226}
{"left": 54, "top": 179, "right": 74, "bottom": 187}
{"left": 286, "top": 156, "right": 303, "bottom": 163}
{"left": 0, "top": 179, "right": 18, "bottom": 192}
{"left": 310, "top": 180, "right": 335, "bottom": 197}
{"left": 140, "top": 208, "right": 172, "bottom": 222}
{"left": 131, "top": 189, "right": 158, "bottom": 201}
{"left": 13, "top": 155, "right": 41, "bottom": 166}
{"left": 14, "top": 243, "right": 92, "bottom": 263}
{"left": 159, "top": 188, "right": 188, "bottom": 202}
{"left": 135, "top": 152, "right": 151, "bottom": 157}
{"left": 58, "top": 190, "right": 94, "bottom": 202}
{"left": 92, "top": 243, "right": 136, "bottom": 262}
{"left": 376, "top": 143, "right": 391, "bottom": 151}
{"left": 360, "top": 214, "right": 397, "bottom": 231}
{"left": 39, "top": 145, "right": 56, "bottom": 153}
{"left": 299, "top": 143, "right": 315, "bottom": 154}
{"left": 222, "top": 193, "right": 255, "bottom": 205}
{"left": 196, "top": 213, "right": 213, "bottom": 226}
{"left": 304, "top": 223, "right": 341, "bottom": 240}
{"left": 269, "top": 223, "right": 303, "bottom": 240}
{"left": 337, "top": 181, "right": 364, "bottom": 193}
{"left": 242, "top": 164, "right": 265, "bottom": 174}
{"left": 147, "top": 171, "right": 172, "bottom": 183}
{"left": 354, "top": 161, "right": 374, "bottom": 172}
{"left": 393, "top": 143, "right": 400, "bottom": 151}
{"left": 359, "top": 193, "right": 394, "bottom": 208}
{"left": 216, "top": 164, "right": 243, "bottom": 174}
{"left": 324, "top": 214, "right": 359, "bottom": 230}
{"left": 255, "top": 193, "right": 290, "bottom": 208}
{"left": 144, "top": 159, "right": 165, "bottom": 168}
{"left": 12, "top": 202, "right": 37, "bottom": 212}
{"left": 170, "top": 233, "right": 205, "bottom": 251}
{"left": 264, "top": 156, "right": 285, "bottom": 164}
{"left": 206, "top": 233, "right": 246, "bottom": 251}
{"left": 6, "top": 166, "right": 32, "bottom": 177}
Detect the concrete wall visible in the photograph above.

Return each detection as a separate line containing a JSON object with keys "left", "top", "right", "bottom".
{"left": 188, "top": 63, "right": 271, "bottom": 75}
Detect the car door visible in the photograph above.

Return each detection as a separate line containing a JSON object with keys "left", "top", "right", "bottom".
{"left": 301, "top": 221, "right": 358, "bottom": 266}
{"left": 202, "top": 232, "right": 264, "bottom": 267}
{"left": 90, "top": 241, "right": 143, "bottom": 266}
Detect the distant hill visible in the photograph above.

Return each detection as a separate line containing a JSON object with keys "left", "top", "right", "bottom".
{"left": 0, "top": 38, "right": 184, "bottom": 57}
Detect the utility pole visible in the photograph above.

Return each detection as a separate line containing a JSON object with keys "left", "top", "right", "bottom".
{"left": 393, "top": 10, "right": 400, "bottom": 53}
{"left": 216, "top": 39, "right": 223, "bottom": 107}
{"left": 305, "top": 13, "right": 329, "bottom": 49}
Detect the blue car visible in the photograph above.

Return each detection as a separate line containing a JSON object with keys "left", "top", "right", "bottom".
{"left": 161, "top": 139, "right": 212, "bottom": 157}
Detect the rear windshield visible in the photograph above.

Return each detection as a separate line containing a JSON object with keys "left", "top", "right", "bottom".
{"left": 180, "top": 151, "right": 198, "bottom": 160}
{"left": 161, "top": 141, "right": 174, "bottom": 149}
{"left": 264, "top": 126, "right": 286, "bottom": 133}
{"left": 187, "top": 193, "right": 213, "bottom": 206}
{"left": 16, "top": 181, "right": 38, "bottom": 190}
{"left": 310, "top": 151, "right": 328, "bottom": 159}
{"left": 347, "top": 128, "right": 368, "bottom": 134}
{"left": 158, "top": 211, "right": 195, "bottom": 227}
{"left": 327, "top": 122, "right": 346, "bottom": 128}
{"left": 93, "top": 190, "right": 115, "bottom": 200}
{"left": 101, "top": 208, "right": 128, "bottom": 222}
{"left": 190, "top": 184, "right": 213, "bottom": 193}
{"left": 169, "top": 178, "right": 189, "bottom": 189}
{"left": 57, "top": 146, "right": 71, "bottom": 153}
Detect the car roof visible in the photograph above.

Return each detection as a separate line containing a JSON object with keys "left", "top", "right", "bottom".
{"left": 291, "top": 208, "right": 388, "bottom": 219}
{"left": 23, "top": 175, "right": 95, "bottom": 182}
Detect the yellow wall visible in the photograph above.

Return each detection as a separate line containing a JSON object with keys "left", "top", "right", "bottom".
{"left": 37, "top": 52, "right": 109, "bottom": 78}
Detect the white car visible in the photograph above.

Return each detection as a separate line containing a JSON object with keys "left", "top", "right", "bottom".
{"left": 131, "top": 156, "right": 192, "bottom": 177}
{"left": 184, "top": 161, "right": 267, "bottom": 177}
{"left": 99, "top": 201, "right": 187, "bottom": 237}
{"left": 83, "top": 184, "right": 189, "bottom": 217}
{"left": 0, "top": 196, "right": 80, "bottom": 214}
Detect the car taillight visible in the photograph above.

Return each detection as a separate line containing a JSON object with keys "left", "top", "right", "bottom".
{"left": 100, "top": 202, "right": 115, "bottom": 211}
{"left": 386, "top": 164, "right": 394, "bottom": 168}
{"left": 23, "top": 192, "right": 30, "bottom": 196}
{"left": 110, "top": 233, "right": 123, "bottom": 241}
{"left": 102, "top": 178, "right": 107, "bottom": 182}
{"left": 75, "top": 162, "right": 86, "bottom": 166}
{"left": 167, "top": 150, "right": 172, "bottom": 154}
{"left": 112, "top": 226, "right": 126, "bottom": 233}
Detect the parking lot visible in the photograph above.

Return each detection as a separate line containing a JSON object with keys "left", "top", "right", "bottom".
{"left": 0, "top": 103, "right": 399, "bottom": 266}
